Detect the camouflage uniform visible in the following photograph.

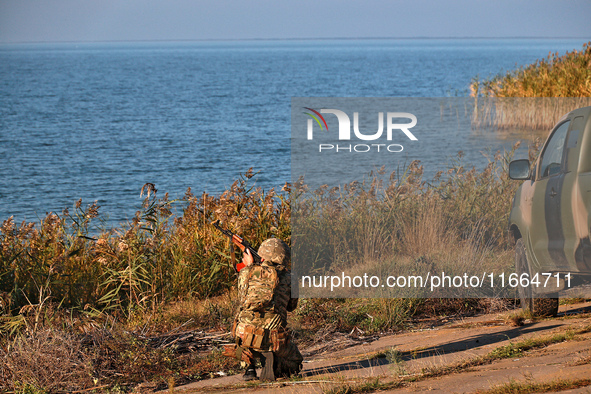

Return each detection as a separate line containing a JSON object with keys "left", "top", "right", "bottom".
{"left": 224, "top": 238, "right": 303, "bottom": 380}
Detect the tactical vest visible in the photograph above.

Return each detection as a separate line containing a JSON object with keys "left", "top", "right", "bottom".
{"left": 233, "top": 262, "right": 292, "bottom": 351}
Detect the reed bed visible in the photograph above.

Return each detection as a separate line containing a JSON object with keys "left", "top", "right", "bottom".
{"left": 0, "top": 148, "right": 531, "bottom": 391}
{"left": 293, "top": 145, "right": 525, "bottom": 298}
{"left": 472, "top": 97, "right": 591, "bottom": 131}
{"left": 470, "top": 41, "right": 591, "bottom": 130}
{"left": 0, "top": 169, "right": 290, "bottom": 321}
{"left": 1, "top": 145, "right": 530, "bottom": 316}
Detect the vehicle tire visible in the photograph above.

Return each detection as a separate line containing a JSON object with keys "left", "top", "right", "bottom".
{"left": 515, "top": 238, "right": 559, "bottom": 317}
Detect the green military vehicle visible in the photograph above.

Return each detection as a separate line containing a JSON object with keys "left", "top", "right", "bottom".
{"left": 508, "top": 105, "right": 591, "bottom": 316}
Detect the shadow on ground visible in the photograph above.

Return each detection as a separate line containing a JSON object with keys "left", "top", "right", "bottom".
{"left": 302, "top": 323, "right": 561, "bottom": 377}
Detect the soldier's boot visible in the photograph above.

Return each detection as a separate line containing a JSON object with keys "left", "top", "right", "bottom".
{"left": 259, "top": 352, "right": 276, "bottom": 381}
{"left": 243, "top": 364, "right": 257, "bottom": 381}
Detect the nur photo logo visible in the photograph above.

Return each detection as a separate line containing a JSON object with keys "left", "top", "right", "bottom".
{"left": 303, "top": 107, "right": 418, "bottom": 153}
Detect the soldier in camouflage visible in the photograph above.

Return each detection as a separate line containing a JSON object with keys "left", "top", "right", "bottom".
{"left": 223, "top": 238, "right": 303, "bottom": 381}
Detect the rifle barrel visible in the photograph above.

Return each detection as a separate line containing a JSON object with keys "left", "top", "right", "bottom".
{"left": 213, "top": 220, "right": 263, "bottom": 264}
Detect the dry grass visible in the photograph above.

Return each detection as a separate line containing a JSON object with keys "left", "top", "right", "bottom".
{"left": 0, "top": 310, "right": 241, "bottom": 393}
{"left": 127, "top": 293, "right": 238, "bottom": 334}
{"left": 560, "top": 297, "right": 589, "bottom": 305}
{"left": 322, "top": 377, "right": 397, "bottom": 394}
{"left": 503, "top": 309, "right": 535, "bottom": 327}
{"left": 0, "top": 328, "right": 95, "bottom": 392}
{"left": 399, "top": 199, "right": 454, "bottom": 258}
{"left": 479, "top": 377, "right": 591, "bottom": 394}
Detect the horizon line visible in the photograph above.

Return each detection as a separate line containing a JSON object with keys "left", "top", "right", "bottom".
{"left": 1, "top": 36, "right": 589, "bottom": 46}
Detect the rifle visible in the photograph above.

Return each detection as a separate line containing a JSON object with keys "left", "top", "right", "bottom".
{"left": 212, "top": 220, "right": 263, "bottom": 272}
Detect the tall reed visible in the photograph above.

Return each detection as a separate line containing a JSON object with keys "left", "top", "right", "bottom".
{"left": 0, "top": 170, "right": 290, "bottom": 317}
{"left": 292, "top": 144, "right": 528, "bottom": 297}
{"left": 471, "top": 42, "right": 591, "bottom": 98}
{"left": 470, "top": 41, "right": 591, "bottom": 130}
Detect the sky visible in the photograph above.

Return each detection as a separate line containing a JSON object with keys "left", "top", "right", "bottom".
{"left": 1, "top": 0, "right": 590, "bottom": 43}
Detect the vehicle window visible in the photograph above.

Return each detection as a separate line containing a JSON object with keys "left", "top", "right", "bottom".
{"left": 539, "top": 120, "right": 570, "bottom": 179}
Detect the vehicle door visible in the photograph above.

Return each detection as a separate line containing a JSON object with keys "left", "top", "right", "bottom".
{"left": 530, "top": 119, "right": 571, "bottom": 271}
{"left": 569, "top": 114, "right": 591, "bottom": 272}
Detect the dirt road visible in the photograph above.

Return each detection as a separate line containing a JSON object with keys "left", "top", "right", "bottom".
{"left": 171, "top": 301, "right": 591, "bottom": 393}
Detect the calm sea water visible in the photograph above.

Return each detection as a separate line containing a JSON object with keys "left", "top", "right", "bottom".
{"left": 0, "top": 38, "right": 588, "bottom": 226}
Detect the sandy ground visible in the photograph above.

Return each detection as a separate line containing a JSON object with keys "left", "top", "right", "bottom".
{"left": 167, "top": 301, "right": 591, "bottom": 394}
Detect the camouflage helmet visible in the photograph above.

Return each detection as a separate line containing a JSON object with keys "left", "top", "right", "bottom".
{"left": 258, "top": 238, "right": 290, "bottom": 267}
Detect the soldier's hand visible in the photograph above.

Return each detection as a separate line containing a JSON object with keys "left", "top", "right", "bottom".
{"left": 242, "top": 249, "right": 254, "bottom": 267}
